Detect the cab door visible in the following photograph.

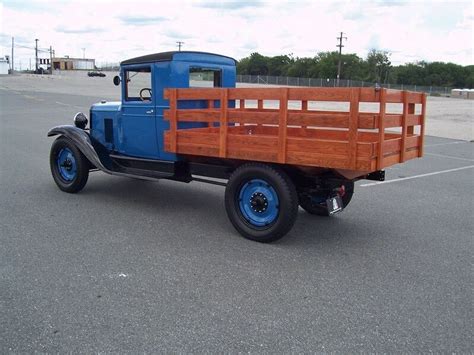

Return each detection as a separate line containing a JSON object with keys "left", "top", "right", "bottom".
{"left": 119, "top": 64, "right": 158, "bottom": 159}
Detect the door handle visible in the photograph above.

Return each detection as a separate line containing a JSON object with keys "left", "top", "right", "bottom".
{"left": 146, "top": 109, "right": 154, "bottom": 114}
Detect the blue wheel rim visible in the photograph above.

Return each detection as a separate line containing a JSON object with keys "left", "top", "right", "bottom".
{"left": 57, "top": 147, "right": 77, "bottom": 181}
{"left": 238, "top": 179, "right": 279, "bottom": 227}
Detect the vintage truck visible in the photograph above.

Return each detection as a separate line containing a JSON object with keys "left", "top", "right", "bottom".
{"left": 48, "top": 51, "right": 426, "bottom": 242}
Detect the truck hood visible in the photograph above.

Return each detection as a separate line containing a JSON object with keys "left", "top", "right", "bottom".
{"left": 91, "top": 101, "right": 121, "bottom": 112}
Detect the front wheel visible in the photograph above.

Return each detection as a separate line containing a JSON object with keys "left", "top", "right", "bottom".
{"left": 225, "top": 163, "right": 298, "bottom": 243}
{"left": 50, "top": 136, "right": 89, "bottom": 193}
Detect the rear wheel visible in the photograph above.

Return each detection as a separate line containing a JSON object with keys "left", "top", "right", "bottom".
{"left": 299, "top": 181, "right": 354, "bottom": 216}
{"left": 50, "top": 136, "right": 89, "bottom": 193}
{"left": 225, "top": 163, "right": 298, "bottom": 243}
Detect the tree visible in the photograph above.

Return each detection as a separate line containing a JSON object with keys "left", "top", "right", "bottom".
{"left": 365, "top": 49, "right": 392, "bottom": 83}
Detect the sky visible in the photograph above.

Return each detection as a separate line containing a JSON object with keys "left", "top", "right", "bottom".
{"left": 0, "top": 0, "right": 472, "bottom": 70}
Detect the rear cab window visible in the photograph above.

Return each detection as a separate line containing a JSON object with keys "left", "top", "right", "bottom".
{"left": 189, "top": 67, "right": 222, "bottom": 88}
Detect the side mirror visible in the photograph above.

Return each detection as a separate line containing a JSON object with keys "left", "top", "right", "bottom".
{"left": 113, "top": 75, "right": 121, "bottom": 86}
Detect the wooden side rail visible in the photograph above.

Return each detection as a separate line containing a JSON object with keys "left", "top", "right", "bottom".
{"left": 163, "top": 87, "right": 426, "bottom": 172}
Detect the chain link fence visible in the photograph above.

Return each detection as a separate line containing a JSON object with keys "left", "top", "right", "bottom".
{"left": 236, "top": 74, "right": 451, "bottom": 95}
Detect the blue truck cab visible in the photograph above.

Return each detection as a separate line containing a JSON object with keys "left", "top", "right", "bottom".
{"left": 48, "top": 51, "right": 356, "bottom": 243}
{"left": 90, "top": 51, "right": 236, "bottom": 161}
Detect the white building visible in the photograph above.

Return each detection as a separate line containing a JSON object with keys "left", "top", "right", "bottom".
{"left": 451, "top": 88, "right": 474, "bottom": 100}
{"left": 0, "top": 58, "right": 9, "bottom": 74}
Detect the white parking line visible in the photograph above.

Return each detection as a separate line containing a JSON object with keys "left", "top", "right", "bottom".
{"left": 55, "top": 101, "right": 69, "bottom": 106}
{"left": 425, "top": 141, "right": 469, "bottom": 147}
{"left": 360, "top": 165, "right": 474, "bottom": 187}
{"left": 425, "top": 152, "right": 474, "bottom": 162}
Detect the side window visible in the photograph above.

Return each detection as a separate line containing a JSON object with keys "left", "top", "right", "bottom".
{"left": 125, "top": 67, "right": 152, "bottom": 101}
{"left": 189, "top": 67, "right": 222, "bottom": 88}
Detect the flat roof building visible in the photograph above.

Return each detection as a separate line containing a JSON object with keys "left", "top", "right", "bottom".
{"left": 52, "top": 57, "right": 95, "bottom": 70}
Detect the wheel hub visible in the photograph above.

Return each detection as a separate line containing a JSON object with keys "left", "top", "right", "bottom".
{"left": 250, "top": 192, "right": 268, "bottom": 213}
{"left": 61, "top": 159, "right": 73, "bottom": 170}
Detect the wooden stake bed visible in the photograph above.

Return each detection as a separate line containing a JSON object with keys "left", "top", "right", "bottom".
{"left": 163, "top": 87, "right": 426, "bottom": 174}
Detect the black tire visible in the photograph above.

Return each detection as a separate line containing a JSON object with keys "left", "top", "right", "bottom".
{"left": 299, "top": 181, "right": 354, "bottom": 216}
{"left": 50, "top": 136, "right": 89, "bottom": 193}
{"left": 225, "top": 163, "right": 298, "bottom": 243}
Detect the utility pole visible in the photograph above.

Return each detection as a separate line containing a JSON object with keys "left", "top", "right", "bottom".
{"left": 336, "top": 32, "right": 347, "bottom": 86}
{"left": 50, "top": 46, "right": 53, "bottom": 73}
{"left": 11, "top": 37, "right": 14, "bottom": 73}
{"left": 35, "top": 38, "right": 39, "bottom": 72}
{"left": 176, "top": 41, "right": 184, "bottom": 51}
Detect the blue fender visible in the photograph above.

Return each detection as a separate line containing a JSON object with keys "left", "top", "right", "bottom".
{"left": 47, "top": 125, "right": 163, "bottom": 181}
{"left": 47, "top": 125, "right": 108, "bottom": 171}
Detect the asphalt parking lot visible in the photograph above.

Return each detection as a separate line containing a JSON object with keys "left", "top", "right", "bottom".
{"left": 0, "top": 82, "right": 473, "bottom": 352}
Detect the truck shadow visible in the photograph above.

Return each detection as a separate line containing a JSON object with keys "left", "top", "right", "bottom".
{"left": 79, "top": 175, "right": 369, "bottom": 249}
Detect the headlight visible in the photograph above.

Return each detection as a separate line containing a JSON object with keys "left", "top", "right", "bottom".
{"left": 74, "top": 112, "right": 88, "bottom": 129}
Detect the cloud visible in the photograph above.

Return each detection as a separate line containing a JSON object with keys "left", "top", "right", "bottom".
{"left": 118, "top": 15, "right": 168, "bottom": 26}
{"left": 163, "top": 30, "right": 194, "bottom": 40}
{"left": 3, "top": 0, "right": 52, "bottom": 12}
{"left": 55, "top": 26, "right": 105, "bottom": 34}
{"left": 196, "top": 1, "right": 264, "bottom": 10}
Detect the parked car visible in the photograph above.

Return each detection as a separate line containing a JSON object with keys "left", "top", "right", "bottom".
{"left": 87, "top": 71, "right": 106, "bottom": 77}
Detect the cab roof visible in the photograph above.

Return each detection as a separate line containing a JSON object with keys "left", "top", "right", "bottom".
{"left": 121, "top": 51, "right": 237, "bottom": 66}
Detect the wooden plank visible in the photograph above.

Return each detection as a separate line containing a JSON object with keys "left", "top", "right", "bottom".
{"left": 301, "top": 100, "right": 308, "bottom": 128}
{"left": 405, "top": 148, "right": 419, "bottom": 160}
{"left": 400, "top": 91, "right": 409, "bottom": 162}
{"left": 287, "top": 112, "right": 349, "bottom": 128}
{"left": 377, "top": 88, "right": 386, "bottom": 169}
{"left": 419, "top": 94, "right": 427, "bottom": 157}
{"left": 226, "top": 148, "right": 278, "bottom": 162}
{"left": 406, "top": 135, "right": 421, "bottom": 149}
{"left": 359, "top": 88, "right": 379, "bottom": 102}
{"left": 175, "top": 131, "right": 219, "bottom": 146}
{"left": 302, "top": 101, "right": 308, "bottom": 111}
{"left": 165, "top": 109, "right": 219, "bottom": 122}
{"left": 348, "top": 88, "right": 360, "bottom": 169}
{"left": 382, "top": 153, "right": 400, "bottom": 167}
{"left": 169, "top": 89, "right": 177, "bottom": 152}
{"left": 207, "top": 100, "right": 214, "bottom": 127}
{"left": 287, "top": 138, "right": 349, "bottom": 156}
{"left": 382, "top": 138, "right": 401, "bottom": 155}
{"left": 228, "top": 110, "right": 279, "bottom": 124}
{"left": 288, "top": 87, "right": 352, "bottom": 101}
{"left": 384, "top": 89, "right": 403, "bottom": 103}
{"left": 384, "top": 114, "right": 402, "bottom": 128}
{"left": 228, "top": 88, "right": 282, "bottom": 100}
{"left": 227, "top": 134, "right": 278, "bottom": 152}
{"left": 278, "top": 88, "right": 289, "bottom": 163}
{"left": 172, "top": 143, "right": 220, "bottom": 157}
{"left": 176, "top": 88, "right": 222, "bottom": 100}
{"left": 407, "top": 103, "right": 415, "bottom": 135}
{"left": 406, "top": 92, "right": 423, "bottom": 104}
{"left": 358, "top": 113, "right": 377, "bottom": 129}
{"left": 286, "top": 151, "right": 374, "bottom": 171}
{"left": 219, "top": 89, "right": 229, "bottom": 158}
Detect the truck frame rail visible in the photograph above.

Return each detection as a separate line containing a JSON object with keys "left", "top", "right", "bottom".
{"left": 163, "top": 87, "right": 426, "bottom": 173}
